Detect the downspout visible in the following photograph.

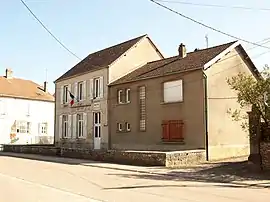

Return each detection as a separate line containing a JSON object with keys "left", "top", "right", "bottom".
{"left": 53, "top": 82, "right": 57, "bottom": 146}
{"left": 107, "top": 70, "right": 112, "bottom": 150}
{"left": 203, "top": 72, "right": 209, "bottom": 161}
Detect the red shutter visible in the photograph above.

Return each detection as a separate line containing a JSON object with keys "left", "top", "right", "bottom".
{"left": 162, "top": 120, "right": 184, "bottom": 142}
{"left": 169, "top": 120, "right": 184, "bottom": 140}
{"left": 162, "top": 120, "right": 170, "bottom": 140}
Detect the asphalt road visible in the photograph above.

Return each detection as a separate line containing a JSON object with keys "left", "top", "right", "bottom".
{"left": 0, "top": 153, "right": 269, "bottom": 202}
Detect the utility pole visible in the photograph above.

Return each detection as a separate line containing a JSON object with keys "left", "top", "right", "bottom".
{"left": 205, "top": 34, "right": 209, "bottom": 48}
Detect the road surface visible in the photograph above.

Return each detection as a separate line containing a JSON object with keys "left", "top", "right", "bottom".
{"left": 0, "top": 153, "right": 269, "bottom": 202}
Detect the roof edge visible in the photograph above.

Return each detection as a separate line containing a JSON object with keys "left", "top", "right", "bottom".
{"left": 54, "top": 34, "right": 148, "bottom": 83}
{"left": 107, "top": 34, "right": 149, "bottom": 68}
{"left": 0, "top": 94, "right": 55, "bottom": 102}
{"left": 109, "top": 67, "right": 202, "bottom": 87}
{"left": 203, "top": 41, "right": 239, "bottom": 69}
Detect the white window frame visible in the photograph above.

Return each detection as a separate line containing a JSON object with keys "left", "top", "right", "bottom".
{"left": 118, "top": 90, "right": 123, "bottom": 104}
{"left": 163, "top": 79, "right": 183, "bottom": 103}
{"left": 77, "top": 113, "right": 84, "bottom": 138}
{"left": 62, "top": 115, "right": 68, "bottom": 138}
{"left": 93, "top": 78, "right": 100, "bottom": 99}
{"left": 78, "top": 81, "right": 83, "bottom": 101}
{"left": 40, "top": 123, "right": 48, "bottom": 135}
{"left": 126, "top": 122, "right": 131, "bottom": 132}
{"left": 63, "top": 85, "right": 68, "bottom": 104}
{"left": 16, "top": 121, "right": 31, "bottom": 134}
{"left": 126, "top": 89, "right": 131, "bottom": 103}
{"left": 117, "top": 123, "right": 122, "bottom": 132}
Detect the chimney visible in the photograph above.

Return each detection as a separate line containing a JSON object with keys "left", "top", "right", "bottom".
{"left": 178, "top": 43, "right": 187, "bottom": 58}
{"left": 5, "top": 68, "right": 13, "bottom": 79}
{"left": 44, "top": 81, "right": 48, "bottom": 93}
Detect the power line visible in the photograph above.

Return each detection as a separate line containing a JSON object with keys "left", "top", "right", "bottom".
{"left": 155, "top": 0, "right": 270, "bottom": 11}
{"left": 150, "top": 0, "right": 270, "bottom": 50}
{"left": 20, "top": 0, "right": 82, "bottom": 60}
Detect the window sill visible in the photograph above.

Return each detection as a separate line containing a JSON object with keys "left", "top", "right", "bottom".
{"left": 161, "top": 139, "right": 185, "bottom": 144}
{"left": 77, "top": 136, "right": 86, "bottom": 139}
{"left": 116, "top": 102, "right": 130, "bottom": 106}
{"left": 160, "top": 101, "right": 183, "bottom": 105}
{"left": 116, "top": 130, "right": 131, "bottom": 133}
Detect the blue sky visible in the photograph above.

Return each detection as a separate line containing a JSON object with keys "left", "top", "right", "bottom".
{"left": 1, "top": 0, "right": 270, "bottom": 93}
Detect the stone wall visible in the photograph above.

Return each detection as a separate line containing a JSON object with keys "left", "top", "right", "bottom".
{"left": 2, "top": 145, "right": 206, "bottom": 167}
{"left": 166, "top": 150, "right": 205, "bottom": 167}
{"left": 260, "top": 142, "right": 270, "bottom": 170}
{"left": 3, "top": 144, "right": 59, "bottom": 156}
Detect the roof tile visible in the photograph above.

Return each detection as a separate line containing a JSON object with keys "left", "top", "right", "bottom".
{"left": 55, "top": 34, "right": 147, "bottom": 82}
{"left": 0, "top": 76, "right": 54, "bottom": 102}
{"left": 111, "top": 41, "right": 236, "bottom": 85}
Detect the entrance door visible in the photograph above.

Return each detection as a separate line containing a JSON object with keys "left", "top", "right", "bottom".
{"left": 93, "top": 112, "right": 101, "bottom": 149}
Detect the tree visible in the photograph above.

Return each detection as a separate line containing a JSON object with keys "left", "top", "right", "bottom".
{"left": 226, "top": 65, "right": 270, "bottom": 131}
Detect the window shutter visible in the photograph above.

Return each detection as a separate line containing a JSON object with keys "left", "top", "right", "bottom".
{"left": 68, "top": 115, "right": 72, "bottom": 138}
{"left": 59, "top": 115, "right": 62, "bottom": 139}
{"left": 73, "top": 114, "right": 77, "bottom": 139}
{"left": 38, "top": 123, "right": 41, "bottom": 135}
{"left": 83, "top": 80, "right": 87, "bottom": 100}
{"left": 74, "top": 82, "right": 78, "bottom": 102}
{"left": 60, "top": 86, "right": 64, "bottom": 104}
{"left": 83, "top": 112, "right": 87, "bottom": 137}
{"left": 89, "top": 79, "right": 93, "bottom": 100}
{"left": 99, "top": 76, "right": 104, "bottom": 98}
{"left": 68, "top": 84, "right": 71, "bottom": 102}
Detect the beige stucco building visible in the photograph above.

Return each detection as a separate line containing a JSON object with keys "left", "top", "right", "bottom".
{"left": 109, "top": 41, "right": 260, "bottom": 160}
{"left": 54, "top": 34, "right": 163, "bottom": 150}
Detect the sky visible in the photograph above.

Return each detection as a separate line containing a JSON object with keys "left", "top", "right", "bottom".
{"left": 1, "top": 0, "right": 270, "bottom": 93}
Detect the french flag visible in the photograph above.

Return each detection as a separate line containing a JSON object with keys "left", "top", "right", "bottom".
{"left": 69, "top": 92, "right": 75, "bottom": 106}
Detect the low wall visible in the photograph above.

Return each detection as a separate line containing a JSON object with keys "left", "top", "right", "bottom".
{"left": 260, "top": 142, "right": 270, "bottom": 170}
{"left": 2, "top": 144, "right": 59, "bottom": 156}
{"left": 166, "top": 150, "right": 205, "bottom": 167}
{"left": 2, "top": 145, "right": 206, "bottom": 167}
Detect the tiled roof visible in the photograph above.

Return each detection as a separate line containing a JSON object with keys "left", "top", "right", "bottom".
{"left": 0, "top": 76, "right": 54, "bottom": 102}
{"left": 110, "top": 41, "right": 236, "bottom": 85}
{"left": 55, "top": 34, "right": 147, "bottom": 82}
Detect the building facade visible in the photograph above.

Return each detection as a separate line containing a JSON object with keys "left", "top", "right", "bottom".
{"left": 0, "top": 69, "right": 54, "bottom": 145}
{"left": 54, "top": 34, "right": 163, "bottom": 150}
{"left": 109, "top": 41, "right": 260, "bottom": 160}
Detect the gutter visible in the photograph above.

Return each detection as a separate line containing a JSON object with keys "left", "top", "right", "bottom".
{"left": 203, "top": 72, "right": 209, "bottom": 161}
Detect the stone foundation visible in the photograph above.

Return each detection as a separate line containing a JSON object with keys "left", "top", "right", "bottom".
{"left": 2, "top": 145, "right": 206, "bottom": 167}
{"left": 260, "top": 142, "right": 270, "bottom": 170}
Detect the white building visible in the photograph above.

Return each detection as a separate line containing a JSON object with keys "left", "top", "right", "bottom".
{"left": 0, "top": 69, "right": 55, "bottom": 145}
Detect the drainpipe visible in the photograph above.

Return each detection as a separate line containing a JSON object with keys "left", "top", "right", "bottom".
{"left": 203, "top": 72, "right": 209, "bottom": 161}
{"left": 53, "top": 83, "right": 56, "bottom": 147}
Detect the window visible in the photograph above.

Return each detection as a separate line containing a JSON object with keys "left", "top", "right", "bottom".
{"left": 0, "top": 100, "right": 7, "bottom": 116}
{"left": 16, "top": 121, "right": 31, "bottom": 134}
{"left": 118, "top": 90, "right": 124, "bottom": 104}
{"left": 63, "top": 85, "right": 68, "bottom": 104}
{"left": 93, "top": 78, "right": 100, "bottom": 99}
{"left": 117, "top": 89, "right": 130, "bottom": 104}
{"left": 126, "top": 89, "right": 131, "bottom": 103}
{"left": 117, "top": 123, "right": 122, "bottom": 132}
{"left": 62, "top": 115, "right": 68, "bottom": 138}
{"left": 163, "top": 79, "right": 183, "bottom": 103}
{"left": 39, "top": 123, "right": 48, "bottom": 134}
{"left": 139, "top": 86, "right": 146, "bottom": 131}
{"left": 77, "top": 114, "right": 84, "bottom": 138}
{"left": 126, "top": 122, "right": 131, "bottom": 132}
{"left": 78, "top": 82, "right": 83, "bottom": 101}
